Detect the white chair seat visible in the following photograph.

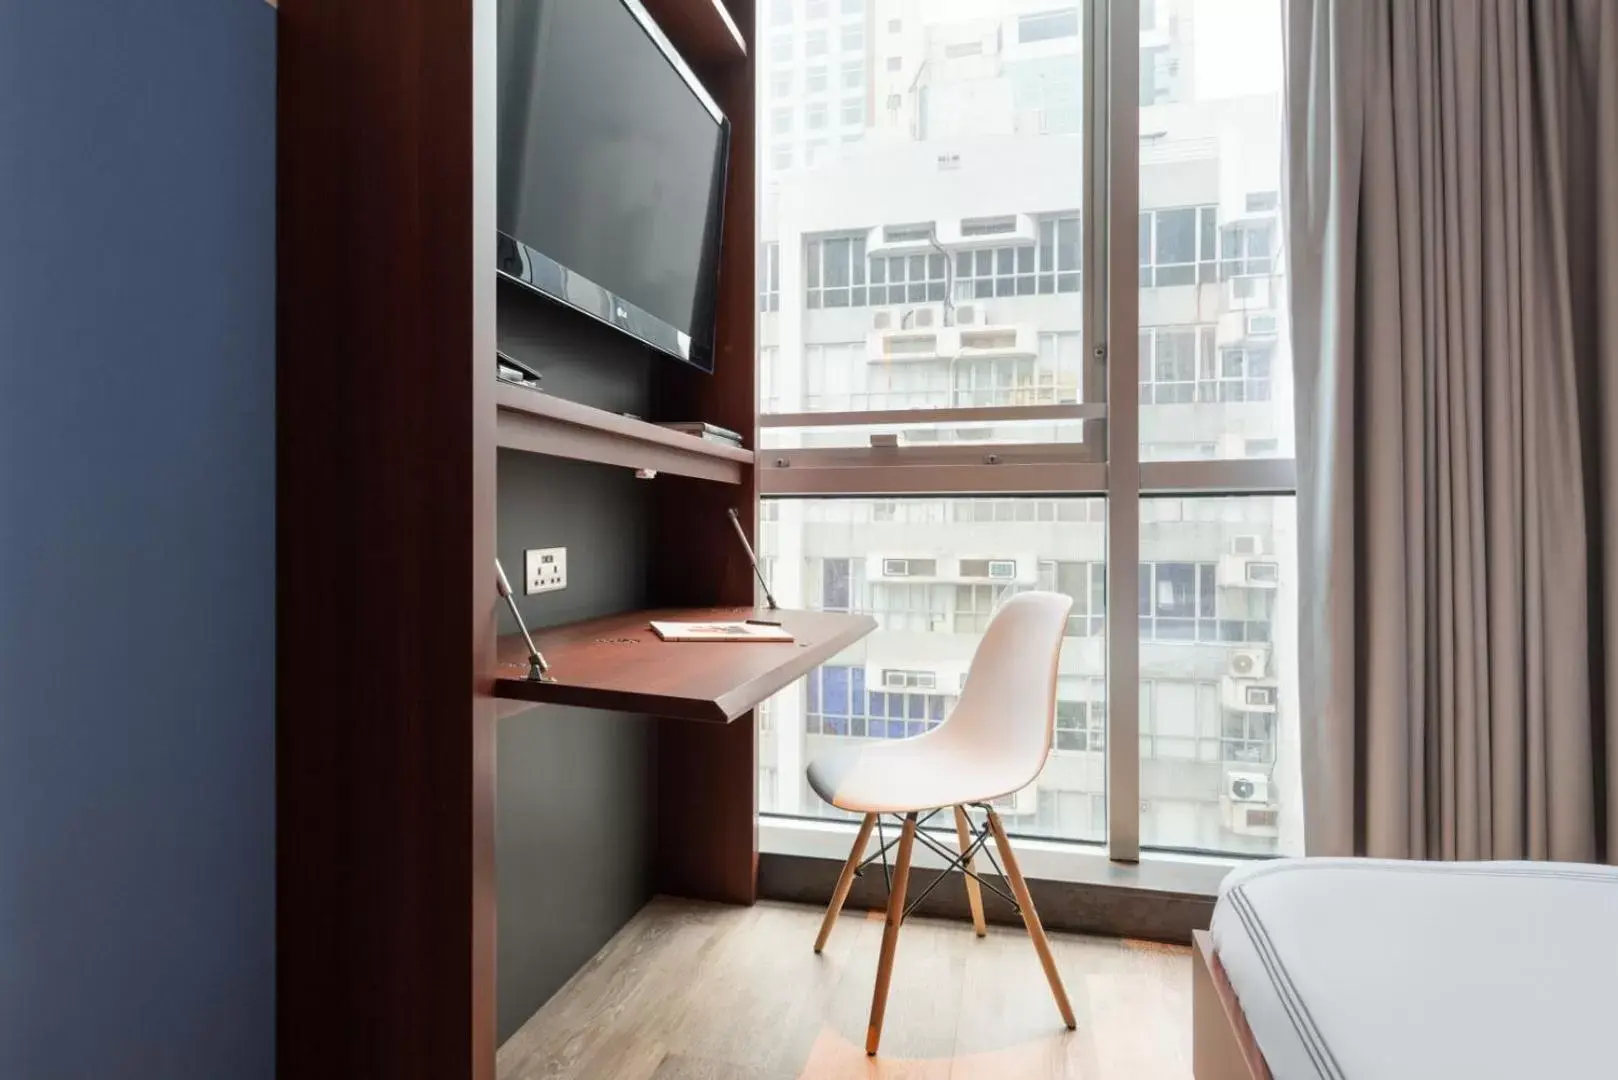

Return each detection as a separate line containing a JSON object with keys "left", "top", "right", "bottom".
{"left": 806, "top": 725, "right": 1033, "bottom": 813}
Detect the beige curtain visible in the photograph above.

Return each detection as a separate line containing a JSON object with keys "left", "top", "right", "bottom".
{"left": 1285, "top": 0, "right": 1618, "bottom": 861}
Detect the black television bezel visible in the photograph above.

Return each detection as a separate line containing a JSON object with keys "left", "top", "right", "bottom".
{"left": 496, "top": 0, "right": 731, "bottom": 375}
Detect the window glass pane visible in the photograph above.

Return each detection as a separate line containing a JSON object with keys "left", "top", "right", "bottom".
{"left": 758, "top": 498, "right": 1106, "bottom": 845}
{"left": 758, "top": 0, "right": 1088, "bottom": 424}
{"left": 1138, "top": 0, "right": 1292, "bottom": 461}
{"left": 1140, "top": 496, "right": 1300, "bottom": 856}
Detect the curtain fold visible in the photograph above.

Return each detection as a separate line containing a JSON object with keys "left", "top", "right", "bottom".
{"left": 1285, "top": 0, "right": 1618, "bottom": 861}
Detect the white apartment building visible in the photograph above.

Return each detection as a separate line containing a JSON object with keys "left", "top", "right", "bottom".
{"left": 755, "top": 0, "right": 1302, "bottom": 857}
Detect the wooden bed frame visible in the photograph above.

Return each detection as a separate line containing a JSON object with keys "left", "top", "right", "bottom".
{"left": 1191, "top": 930, "right": 1273, "bottom": 1080}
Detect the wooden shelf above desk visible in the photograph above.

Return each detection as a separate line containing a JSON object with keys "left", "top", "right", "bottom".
{"left": 495, "top": 382, "right": 754, "bottom": 484}
{"left": 494, "top": 607, "right": 875, "bottom": 723}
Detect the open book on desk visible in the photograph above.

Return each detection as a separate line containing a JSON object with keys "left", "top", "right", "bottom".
{"left": 649, "top": 620, "right": 795, "bottom": 643}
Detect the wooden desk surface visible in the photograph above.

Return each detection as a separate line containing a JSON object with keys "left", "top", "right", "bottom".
{"left": 494, "top": 607, "right": 876, "bottom": 723}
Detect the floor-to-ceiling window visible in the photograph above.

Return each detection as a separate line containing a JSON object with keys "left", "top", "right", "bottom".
{"left": 754, "top": 0, "right": 1300, "bottom": 861}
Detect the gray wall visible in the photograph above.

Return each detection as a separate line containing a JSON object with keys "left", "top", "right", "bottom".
{"left": 0, "top": 3, "right": 276, "bottom": 1077}
{"left": 495, "top": 282, "right": 658, "bottom": 1042}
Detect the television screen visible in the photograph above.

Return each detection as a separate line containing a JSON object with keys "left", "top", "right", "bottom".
{"left": 497, "top": 0, "right": 730, "bottom": 373}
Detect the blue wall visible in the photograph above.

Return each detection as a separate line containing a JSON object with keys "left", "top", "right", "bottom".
{"left": 0, "top": 2, "right": 276, "bottom": 1076}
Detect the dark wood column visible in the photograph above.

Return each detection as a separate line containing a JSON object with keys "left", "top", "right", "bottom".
{"left": 275, "top": 0, "right": 498, "bottom": 1075}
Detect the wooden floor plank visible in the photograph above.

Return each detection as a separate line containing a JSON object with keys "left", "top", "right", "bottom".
{"left": 499, "top": 897, "right": 1192, "bottom": 1080}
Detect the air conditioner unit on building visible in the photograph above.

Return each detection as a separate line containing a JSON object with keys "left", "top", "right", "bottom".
{"left": 900, "top": 305, "right": 940, "bottom": 330}
{"left": 1246, "top": 313, "right": 1280, "bottom": 336}
{"left": 1221, "top": 798, "right": 1280, "bottom": 836}
{"left": 1226, "top": 771, "right": 1270, "bottom": 804}
{"left": 954, "top": 304, "right": 986, "bottom": 327}
{"left": 1245, "top": 560, "right": 1281, "bottom": 586}
{"left": 872, "top": 309, "right": 895, "bottom": 331}
{"left": 1222, "top": 677, "right": 1280, "bottom": 713}
{"left": 1217, "top": 553, "right": 1282, "bottom": 589}
{"left": 988, "top": 560, "right": 1017, "bottom": 579}
{"left": 988, "top": 783, "right": 1039, "bottom": 817}
{"left": 1228, "top": 648, "right": 1270, "bottom": 679}
{"left": 1229, "top": 534, "right": 1264, "bottom": 557}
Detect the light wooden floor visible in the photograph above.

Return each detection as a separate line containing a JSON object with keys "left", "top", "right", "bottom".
{"left": 498, "top": 897, "right": 1193, "bottom": 1080}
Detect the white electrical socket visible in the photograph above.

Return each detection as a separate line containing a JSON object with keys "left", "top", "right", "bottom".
{"left": 524, "top": 547, "right": 567, "bottom": 594}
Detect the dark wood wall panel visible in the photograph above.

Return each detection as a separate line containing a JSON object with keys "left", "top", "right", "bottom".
{"left": 276, "top": 0, "right": 497, "bottom": 1076}
{"left": 649, "top": 4, "right": 761, "bottom": 906}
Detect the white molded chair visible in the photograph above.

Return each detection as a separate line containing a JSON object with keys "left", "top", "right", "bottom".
{"left": 805, "top": 590, "right": 1077, "bottom": 1055}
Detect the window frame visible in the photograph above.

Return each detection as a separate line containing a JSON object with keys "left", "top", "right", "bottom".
{"left": 755, "top": 0, "right": 1297, "bottom": 864}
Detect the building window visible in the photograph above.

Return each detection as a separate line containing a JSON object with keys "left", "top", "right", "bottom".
{"left": 842, "top": 62, "right": 865, "bottom": 91}
{"left": 841, "top": 25, "right": 863, "bottom": 52}
{"left": 953, "top": 213, "right": 1080, "bottom": 299}
{"left": 1138, "top": 325, "right": 1214, "bottom": 404}
{"left": 1220, "top": 220, "right": 1276, "bottom": 279}
{"left": 1246, "top": 190, "right": 1280, "bottom": 214}
{"left": 1223, "top": 711, "right": 1276, "bottom": 764}
{"left": 771, "top": 70, "right": 793, "bottom": 98}
{"left": 771, "top": 106, "right": 793, "bottom": 136}
{"left": 954, "top": 583, "right": 1017, "bottom": 634}
{"left": 1018, "top": 8, "right": 1081, "bottom": 44}
{"left": 870, "top": 582, "right": 947, "bottom": 631}
{"left": 805, "top": 664, "right": 948, "bottom": 739}
{"left": 804, "top": 65, "right": 828, "bottom": 94}
{"left": 1139, "top": 205, "right": 1219, "bottom": 287}
{"left": 1211, "top": 345, "right": 1274, "bottom": 402}
{"left": 1140, "top": 680, "right": 1224, "bottom": 761}
{"left": 888, "top": 18, "right": 902, "bottom": 32}
{"left": 806, "top": 102, "right": 828, "bottom": 129}
{"left": 805, "top": 234, "right": 869, "bottom": 308}
{"left": 841, "top": 98, "right": 864, "bottom": 126}
{"left": 806, "top": 29, "right": 828, "bottom": 56}
{"left": 868, "top": 249, "right": 948, "bottom": 306}
{"left": 1138, "top": 326, "right": 1274, "bottom": 405}
{"left": 806, "top": 0, "right": 828, "bottom": 18}
{"left": 759, "top": 242, "right": 781, "bottom": 312}
{"left": 770, "top": 36, "right": 793, "bottom": 63}
{"left": 1137, "top": 562, "right": 1273, "bottom": 643}
{"left": 1056, "top": 699, "right": 1106, "bottom": 752}
{"left": 886, "top": 56, "right": 903, "bottom": 71}
{"left": 944, "top": 40, "right": 984, "bottom": 59}
{"left": 770, "top": 144, "right": 793, "bottom": 170}
{"left": 770, "top": 0, "right": 793, "bottom": 27}
{"left": 1141, "top": 45, "right": 1174, "bottom": 105}
{"left": 842, "top": 0, "right": 865, "bottom": 12}
{"left": 805, "top": 138, "right": 828, "bottom": 165}
{"left": 1057, "top": 562, "right": 1106, "bottom": 636}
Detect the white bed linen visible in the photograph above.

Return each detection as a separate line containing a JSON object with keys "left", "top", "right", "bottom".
{"left": 1210, "top": 858, "right": 1618, "bottom": 1080}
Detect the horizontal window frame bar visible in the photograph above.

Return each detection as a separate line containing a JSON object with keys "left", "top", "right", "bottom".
{"left": 1140, "top": 457, "right": 1296, "bottom": 494}
{"left": 758, "top": 456, "right": 1298, "bottom": 498}
{"left": 761, "top": 441, "right": 1102, "bottom": 469}
{"left": 760, "top": 403, "right": 1107, "bottom": 428}
{"left": 760, "top": 461, "right": 1110, "bottom": 497}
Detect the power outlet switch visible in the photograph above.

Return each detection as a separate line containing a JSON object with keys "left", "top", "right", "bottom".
{"left": 524, "top": 547, "right": 567, "bottom": 594}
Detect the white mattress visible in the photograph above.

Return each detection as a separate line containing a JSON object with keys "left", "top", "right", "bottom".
{"left": 1210, "top": 858, "right": 1618, "bottom": 1080}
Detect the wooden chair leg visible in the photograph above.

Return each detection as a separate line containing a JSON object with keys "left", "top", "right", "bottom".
{"left": 866, "top": 811, "right": 918, "bottom": 1056}
{"left": 986, "top": 807, "right": 1076, "bottom": 1030}
{"left": 814, "top": 812, "right": 877, "bottom": 953}
{"left": 953, "top": 805, "right": 987, "bottom": 937}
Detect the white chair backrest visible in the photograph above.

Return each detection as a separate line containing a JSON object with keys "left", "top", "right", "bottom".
{"left": 940, "top": 590, "right": 1074, "bottom": 780}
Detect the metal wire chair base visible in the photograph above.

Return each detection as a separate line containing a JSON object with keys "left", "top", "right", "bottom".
{"left": 853, "top": 804, "right": 1020, "bottom": 921}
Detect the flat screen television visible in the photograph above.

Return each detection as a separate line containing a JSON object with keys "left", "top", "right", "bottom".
{"left": 497, "top": 0, "right": 731, "bottom": 374}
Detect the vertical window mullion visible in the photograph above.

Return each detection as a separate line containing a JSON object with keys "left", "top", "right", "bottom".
{"left": 1101, "top": 0, "right": 1141, "bottom": 864}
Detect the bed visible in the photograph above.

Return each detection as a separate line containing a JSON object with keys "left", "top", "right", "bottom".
{"left": 1191, "top": 858, "right": 1618, "bottom": 1080}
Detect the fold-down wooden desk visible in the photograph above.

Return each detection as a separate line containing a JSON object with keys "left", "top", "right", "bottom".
{"left": 493, "top": 606, "right": 877, "bottom": 902}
